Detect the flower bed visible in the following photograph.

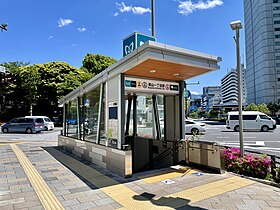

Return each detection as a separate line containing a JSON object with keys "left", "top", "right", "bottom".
{"left": 224, "top": 148, "right": 272, "bottom": 179}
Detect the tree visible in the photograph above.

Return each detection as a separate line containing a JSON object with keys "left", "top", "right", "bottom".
{"left": 33, "top": 62, "right": 92, "bottom": 118}
{"left": 0, "top": 61, "right": 92, "bottom": 121}
{"left": 267, "top": 102, "right": 280, "bottom": 116}
{"left": 0, "top": 62, "right": 30, "bottom": 118}
{"left": 245, "top": 103, "right": 270, "bottom": 114}
{"left": 245, "top": 103, "right": 258, "bottom": 111}
{"left": 257, "top": 103, "right": 270, "bottom": 114}
{"left": 82, "top": 53, "right": 117, "bottom": 75}
{"left": 209, "top": 110, "right": 219, "bottom": 118}
{"left": 17, "top": 65, "right": 40, "bottom": 115}
{"left": 189, "top": 111, "right": 198, "bottom": 119}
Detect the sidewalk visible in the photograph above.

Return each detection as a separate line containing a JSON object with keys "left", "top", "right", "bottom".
{"left": 0, "top": 140, "right": 280, "bottom": 210}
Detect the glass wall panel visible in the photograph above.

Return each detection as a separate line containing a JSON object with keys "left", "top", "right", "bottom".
{"left": 157, "top": 95, "right": 165, "bottom": 139}
{"left": 65, "top": 99, "right": 78, "bottom": 138}
{"left": 125, "top": 95, "right": 134, "bottom": 136}
{"left": 137, "top": 95, "right": 155, "bottom": 139}
{"left": 99, "top": 85, "right": 107, "bottom": 146}
{"left": 83, "top": 86, "right": 101, "bottom": 143}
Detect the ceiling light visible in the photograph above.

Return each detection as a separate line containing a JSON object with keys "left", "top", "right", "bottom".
{"left": 149, "top": 70, "right": 156, "bottom": 73}
{"left": 173, "top": 73, "right": 180, "bottom": 77}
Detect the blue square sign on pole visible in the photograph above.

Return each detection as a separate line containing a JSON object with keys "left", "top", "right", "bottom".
{"left": 123, "top": 32, "right": 156, "bottom": 57}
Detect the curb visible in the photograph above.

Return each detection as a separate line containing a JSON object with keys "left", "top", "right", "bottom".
{"left": 228, "top": 172, "right": 280, "bottom": 189}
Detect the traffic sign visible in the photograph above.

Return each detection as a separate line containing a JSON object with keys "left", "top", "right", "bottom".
{"left": 185, "top": 90, "right": 191, "bottom": 98}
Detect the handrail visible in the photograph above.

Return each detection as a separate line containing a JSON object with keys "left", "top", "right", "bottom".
{"left": 136, "top": 147, "right": 172, "bottom": 172}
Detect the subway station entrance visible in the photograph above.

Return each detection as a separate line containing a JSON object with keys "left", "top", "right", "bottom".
{"left": 58, "top": 41, "right": 221, "bottom": 177}
{"left": 124, "top": 78, "right": 185, "bottom": 173}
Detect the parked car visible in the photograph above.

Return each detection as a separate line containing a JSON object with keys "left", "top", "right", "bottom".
{"left": 185, "top": 119, "right": 206, "bottom": 135}
{"left": 25, "top": 116, "right": 54, "bottom": 131}
{"left": 1, "top": 117, "right": 44, "bottom": 134}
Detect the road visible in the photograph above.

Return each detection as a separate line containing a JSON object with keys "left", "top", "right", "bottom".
{"left": 0, "top": 124, "right": 279, "bottom": 156}
{"left": 187, "top": 121, "right": 280, "bottom": 156}
{"left": 0, "top": 127, "right": 61, "bottom": 144}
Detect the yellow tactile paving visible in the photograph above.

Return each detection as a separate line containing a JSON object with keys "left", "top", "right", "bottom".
{"left": 0, "top": 142, "right": 25, "bottom": 146}
{"left": 138, "top": 168, "right": 197, "bottom": 183}
{"left": 10, "top": 144, "right": 64, "bottom": 210}
{"left": 169, "top": 176, "right": 255, "bottom": 204}
{"left": 46, "top": 148, "right": 255, "bottom": 210}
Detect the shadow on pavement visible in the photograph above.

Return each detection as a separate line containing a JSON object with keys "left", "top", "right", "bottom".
{"left": 133, "top": 192, "right": 205, "bottom": 210}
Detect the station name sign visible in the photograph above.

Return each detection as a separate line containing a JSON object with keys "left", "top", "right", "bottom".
{"left": 125, "top": 77, "right": 179, "bottom": 94}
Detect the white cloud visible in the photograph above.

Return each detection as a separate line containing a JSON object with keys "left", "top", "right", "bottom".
{"left": 48, "top": 35, "right": 53, "bottom": 40}
{"left": 58, "top": 18, "right": 73, "bottom": 27}
{"left": 178, "top": 0, "right": 223, "bottom": 15}
{"left": 190, "top": 91, "right": 201, "bottom": 95}
{"left": 115, "top": 2, "right": 151, "bottom": 15}
{"left": 78, "top": 27, "right": 87, "bottom": 32}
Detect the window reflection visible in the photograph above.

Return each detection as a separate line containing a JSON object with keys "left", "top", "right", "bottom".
{"left": 65, "top": 99, "right": 78, "bottom": 138}
{"left": 137, "top": 95, "right": 155, "bottom": 138}
{"left": 83, "top": 86, "right": 101, "bottom": 143}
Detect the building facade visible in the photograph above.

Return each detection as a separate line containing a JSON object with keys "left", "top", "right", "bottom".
{"left": 244, "top": 0, "right": 279, "bottom": 104}
{"left": 221, "top": 64, "right": 247, "bottom": 105}
{"left": 202, "top": 86, "right": 221, "bottom": 111}
{"left": 189, "top": 93, "right": 202, "bottom": 112}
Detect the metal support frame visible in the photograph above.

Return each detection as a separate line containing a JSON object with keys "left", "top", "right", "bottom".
{"left": 77, "top": 97, "right": 81, "bottom": 140}
{"left": 152, "top": 95, "right": 161, "bottom": 140}
{"left": 63, "top": 104, "right": 66, "bottom": 136}
{"left": 132, "top": 94, "right": 137, "bottom": 137}
{"left": 97, "top": 83, "right": 104, "bottom": 145}
{"left": 179, "top": 81, "right": 185, "bottom": 140}
{"left": 119, "top": 73, "right": 125, "bottom": 149}
{"left": 125, "top": 95, "right": 132, "bottom": 136}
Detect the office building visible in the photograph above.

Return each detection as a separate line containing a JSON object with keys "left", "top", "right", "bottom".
{"left": 189, "top": 93, "right": 202, "bottom": 112}
{"left": 244, "top": 0, "right": 279, "bottom": 104}
{"left": 221, "top": 64, "right": 247, "bottom": 105}
{"left": 202, "top": 86, "right": 221, "bottom": 111}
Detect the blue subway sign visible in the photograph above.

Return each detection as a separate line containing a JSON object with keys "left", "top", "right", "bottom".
{"left": 123, "top": 32, "right": 156, "bottom": 57}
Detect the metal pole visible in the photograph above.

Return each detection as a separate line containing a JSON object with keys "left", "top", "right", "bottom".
{"left": 236, "top": 29, "right": 244, "bottom": 157}
{"left": 151, "top": 0, "right": 155, "bottom": 37}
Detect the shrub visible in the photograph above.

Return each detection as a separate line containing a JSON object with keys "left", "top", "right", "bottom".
{"left": 224, "top": 148, "right": 271, "bottom": 179}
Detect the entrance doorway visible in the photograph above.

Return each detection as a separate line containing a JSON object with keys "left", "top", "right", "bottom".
{"left": 124, "top": 93, "right": 181, "bottom": 173}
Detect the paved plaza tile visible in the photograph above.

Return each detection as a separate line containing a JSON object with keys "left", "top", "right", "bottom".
{"left": 0, "top": 140, "right": 280, "bottom": 209}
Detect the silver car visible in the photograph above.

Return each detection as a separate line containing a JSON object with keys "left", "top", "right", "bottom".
{"left": 1, "top": 117, "right": 44, "bottom": 134}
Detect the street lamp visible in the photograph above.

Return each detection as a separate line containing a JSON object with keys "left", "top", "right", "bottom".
{"left": 230, "top": 20, "right": 244, "bottom": 157}
{"left": 151, "top": 0, "right": 155, "bottom": 37}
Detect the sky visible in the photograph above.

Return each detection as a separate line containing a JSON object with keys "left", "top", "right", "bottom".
{"left": 0, "top": 0, "right": 244, "bottom": 94}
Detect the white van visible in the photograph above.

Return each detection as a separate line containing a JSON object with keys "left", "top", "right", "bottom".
{"left": 25, "top": 116, "right": 54, "bottom": 131}
{"left": 226, "top": 111, "right": 276, "bottom": 132}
